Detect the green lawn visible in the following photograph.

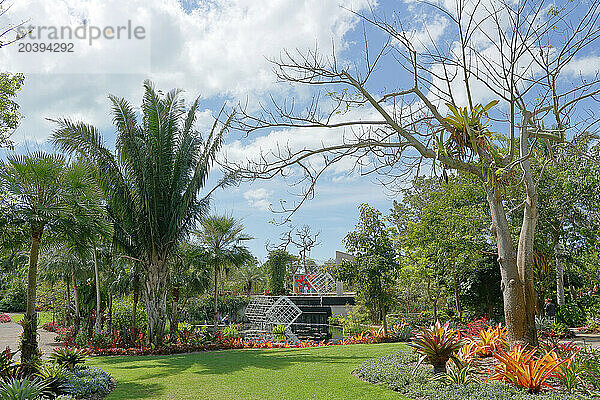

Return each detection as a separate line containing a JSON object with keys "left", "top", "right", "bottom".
{"left": 90, "top": 343, "right": 409, "bottom": 400}
{"left": 10, "top": 312, "right": 53, "bottom": 327}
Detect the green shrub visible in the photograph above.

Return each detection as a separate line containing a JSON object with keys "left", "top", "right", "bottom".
{"left": 272, "top": 325, "right": 286, "bottom": 341}
{"left": 222, "top": 326, "right": 240, "bottom": 339}
{"left": 0, "top": 277, "right": 26, "bottom": 313}
{"left": 181, "top": 295, "right": 249, "bottom": 325}
{"left": 111, "top": 298, "right": 146, "bottom": 336}
{"left": 89, "top": 330, "right": 112, "bottom": 349}
{"left": 557, "top": 302, "right": 586, "bottom": 327}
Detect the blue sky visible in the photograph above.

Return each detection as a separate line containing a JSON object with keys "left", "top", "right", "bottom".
{"left": 1, "top": 0, "right": 401, "bottom": 263}
{"left": 2, "top": 0, "right": 599, "bottom": 263}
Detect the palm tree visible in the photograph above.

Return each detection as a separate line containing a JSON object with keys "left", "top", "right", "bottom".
{"left": 0, "top": 153, "right": 96, "bottom": 362}
{"left": 235, "top": 258, "right": 265, "bottom": 294}
{"left": 193, "top": 215, "right": 253, "bottom": 331}
{"left": 51, "top": 81, "right": 233, "bottom": 345}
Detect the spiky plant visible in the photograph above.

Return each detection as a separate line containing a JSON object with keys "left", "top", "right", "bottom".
{"left": 410, "top": 321, "right": 465, "bottom": 374}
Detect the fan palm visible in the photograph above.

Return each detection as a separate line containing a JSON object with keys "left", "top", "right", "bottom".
{"left": 193, "top": 215, "right": 253, "bottom": 331}
{"left": 0, "top": 152, "right": 96, "bottom": 362}
{"left": 51, "top": 80, "right": 233, "bottom": 345}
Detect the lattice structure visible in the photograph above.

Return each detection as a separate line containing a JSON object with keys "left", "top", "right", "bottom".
{"left": 245, "top": 296, "right": 275, "bottom": 329}
{"left": 306, "top": 272, "right": 336, "bottom": 295}
{"left": 244, "top": 295, "right": 302, "bottom": 343}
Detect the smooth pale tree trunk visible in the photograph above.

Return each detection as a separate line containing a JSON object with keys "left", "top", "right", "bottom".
{"left": 71, "top": 266, "right": 81, "bottom": 336}
{"left": 93, "top": 247, "right": 102, "bottom": 334}
{"left": 485, "top": 182, "right": 532, "bottom": 346}
{"left": 21, "top": 226, "right": 43, "bottom": 364}
{"left": 483, "top": 120, "right": 539, "bottom": 346}
{"left": 144, "top": 260, "right": 169, "bottom": 346}
{"left": 213, "top": 266, "right": 219, "bottom": 332}
{"left": 555, "top": 239, "right": 566, "bottom": 306}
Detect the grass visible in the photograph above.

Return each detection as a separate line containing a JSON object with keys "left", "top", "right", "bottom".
{"left": 90, "top": 343, "right": 410, "bottom": 400}
{"left": 10, "top": 311, "right": 53, "bottom": 327}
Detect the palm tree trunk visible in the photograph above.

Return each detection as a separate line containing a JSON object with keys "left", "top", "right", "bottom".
{"left": 213, "top": 266, "right": 219, "bottom": 333}
{"left": 71, "top": 267, "right": 81, "bottom": 336}
{"left": 144, "top": 260, "right": 169, "bottom": 346}
{"left": 93, "top": 246, "right": 102, "bottom": 334}
{"left": 21, "top": 226, "right": 43, "bottom": 364}
{"left": 170, "top": 287, "right": 180, "bottom": 340}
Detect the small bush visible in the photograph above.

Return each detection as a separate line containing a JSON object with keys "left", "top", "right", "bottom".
{"left": 0, "top": 314, "right": 11, "bottom": 324}
{"left": 61, "top": 366, "right": 113, "bottom": 398}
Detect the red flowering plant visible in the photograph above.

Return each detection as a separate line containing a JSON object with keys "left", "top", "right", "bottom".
{"left": 0, "top": 314, "right": 11, "bottom": 323}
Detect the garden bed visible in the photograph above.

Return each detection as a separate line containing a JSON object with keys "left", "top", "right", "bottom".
{"left": 354, "top": 350, "right": 568, "bottom": 400}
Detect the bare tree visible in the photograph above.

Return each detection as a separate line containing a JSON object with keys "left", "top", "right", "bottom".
{"left": 225, "top": 0, "right": 600, "bottom": 345}
{"left": 267, "top": 224, "right": 321, "bottom": 274}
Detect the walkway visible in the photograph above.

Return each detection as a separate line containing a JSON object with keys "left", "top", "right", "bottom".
{"left": 0, "top": 314, "right": 61, "bottom": 357}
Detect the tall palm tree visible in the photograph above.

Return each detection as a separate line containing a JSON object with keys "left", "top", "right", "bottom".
{"left": 193, "top": 215, "right": 253, "bottom": 331}
{"left": 0, "top": 153, "right": 96, "bottom": 362}
{"left": 51, "top": 81, "right": 233, "bottom": 345}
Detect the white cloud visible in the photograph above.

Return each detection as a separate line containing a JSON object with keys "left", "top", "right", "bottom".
{"left": 2, "top": 0, "right": 372, "bottom": 143}
{"left": 243, "top": 188, "right": 272, "bottom": 211}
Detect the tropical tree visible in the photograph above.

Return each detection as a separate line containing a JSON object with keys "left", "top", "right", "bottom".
{"left": 266, "top": 249, "right": 294, "bottom": 295}
{"left": 332, "top": 204, "right": 398, "bottom": 336}
{"left": 193, "top": 215, "right": 253, "bottom": 331}
{"left": 51, "top": 81, "right": 233, "bottom": 345}
{"left": 234, "top": 257, "right": 266, "bottom": 295}
{"left": 0, "top": 152, "right": 96, "bottom": 362}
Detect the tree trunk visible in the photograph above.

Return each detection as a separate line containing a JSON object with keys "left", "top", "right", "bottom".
{"left": 555, "top": 239, "right": 566, "bottom": 306}
{"left": 107, "top": 293, "right": 113, "bottom": 333}
{"left": 132, "top": 273, "right": 139, "bottom": 333}
{"left": 213, "top": 265, "right": 219, "bottom": 332}
{"left": 65, "top": 278, "right": 72, "bottom": 326}
{"left": 93, "top": 247, "right": 102, "bottom": 334}
{"left": 516, "top": 122, "right": 539, "bottom": 346}
{"left": 453, "top": 272, "right": 463, "bottom": 320}
{"left": 144, "top": 260, "right": 169, "bottom": 347}
{"left": 21, "top": 226, "right": 43, "bottom": 364}
{"left": 485, "top": 182, "right": 533, "bottom": 346}
{"left": 170, "top": 287, "right": 180, "bottom": 340}
{"left": 71, "top": 266, "right": 81, "bottom": 336}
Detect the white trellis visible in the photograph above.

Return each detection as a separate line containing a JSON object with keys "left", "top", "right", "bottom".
{"left": 306, "top": 272, "right": 336, "bottom": 295}
{"left": 244, "top": 295, "right": 302, "bottom": 343}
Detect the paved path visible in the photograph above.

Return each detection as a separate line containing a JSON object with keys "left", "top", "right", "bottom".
{"left": 0, "top": 314, "right": 61, "bottom": 358}
{"left": 567, "top": 332, "right": 600, "bottom": 349}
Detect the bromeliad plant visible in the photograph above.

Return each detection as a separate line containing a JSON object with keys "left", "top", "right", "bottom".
{"left": 410, "top": 321, "right": 465, "bottom": 374}
{"left": 49, "top": 348, "right": 88, "bottom": 370}
{"left": 474, "top": 324, "right": 508, "bottom": 357}
{"left": 488, "top": 345, "right": 567, "bottom": 393}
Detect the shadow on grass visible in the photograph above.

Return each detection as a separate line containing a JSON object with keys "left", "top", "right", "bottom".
{"left": 111, "top": 382, "right": 165, "bottom": 400}
{"left": 97, "top": 346, "right": 377, "bottom": 380}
